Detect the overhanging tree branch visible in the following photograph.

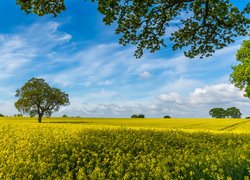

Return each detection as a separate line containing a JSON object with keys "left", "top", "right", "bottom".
{"left": 16, "top": 0, "right": 250, "bottom": 59}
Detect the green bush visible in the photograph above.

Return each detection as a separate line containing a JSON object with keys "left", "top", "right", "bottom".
{"left": 14, "top": 114, "right": 23, "bottom": 117}
{"left": 131, "top": 114, "right": 145, "bottom": 118}
{"left": 138, "top": 114, "right": 145, "bottom": 118}
{"left": 164, "top": 115, "right": 171, "bottom": 118}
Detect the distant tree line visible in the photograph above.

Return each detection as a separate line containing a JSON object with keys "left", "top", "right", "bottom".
{"left": 131, "top": 114, "right": 171, "bottom": 118}
{"left": 131, "top": 114, "right": 145, "bottom": 118}
{"left": 14, "top": 114, "right": 23, "bottom": 117}
{"left": 209, "top": 107, "right": 242, "bottom": 118}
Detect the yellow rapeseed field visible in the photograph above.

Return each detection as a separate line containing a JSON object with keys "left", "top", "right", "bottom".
{"left": 0, "top": 117, "right": 249, "bottom": 179}
{"left": 3, "top": 117, "right": 248, "bottom": 133}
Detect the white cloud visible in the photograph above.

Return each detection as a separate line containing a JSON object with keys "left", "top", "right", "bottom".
{"left": 158, "top": 92, "right": 183, "bottom": 103}
{"left": 139, "top": 71, "right": 151, "bottom": 80}
{"left": 21, "top": 22, "right": 72, "bottom": 45}
{"left": 97, "top": 80, "right": 113, "bottom": 86}
{"left": 56, "top": 83, "right": 250, "bottom": 118}
{"left": 189, "top": 83, "right": 245, "bottom": 104}
{"left": 0, "top": 21, "right": 72, "bottom": 80}
{"left": 0, "top": 20, "right": 248, "bottom": 118}
{"left": 0, "top": 35, "right": 35, "bottom": 79}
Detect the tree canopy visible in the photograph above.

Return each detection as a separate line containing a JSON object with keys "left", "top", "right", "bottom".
{"left": 131, "top": 114, "right": 138, "bottom": 118}
{"left": 209, "top": 107, "right": 242, "bottom": 119}
{"left": 16, "top": 0, "right": 250, "bottom": 58}
{"left": 225, "top": 107, "right": 242, "bottom": 119}
{"left": 131, "top": 114, "right": 145, "bottom": 118}
{"left": 164, "top": 115, "right": 171, "bottom": 118}
{"left": 230, "top": 39, "right": 250, "bottom": 98}
{"left": 15, "top": 78, "right": 70, "bottom": 122}
{"left": 209, "top": 108, "right": 226, "bottom": 118}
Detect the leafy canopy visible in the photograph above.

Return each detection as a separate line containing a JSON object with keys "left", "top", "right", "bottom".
{"left": 131, "top": 114, "right": 145, "bottom": 118}
{"left": 164, "top": 115, "right": 171, "bottom": 119}
{"left": 16, "top": 0, "right": 250, "bottom": 58}
{"left": 131, "top": 114, "right": 138, "bottom": 118}
{"left": 209, "top": 108, "right": 226, "bottom": 118}
{"left": 225, "top": 107, "right": 242, "bottom": 119}
{"left": 230, "top": 39, "right": 250, "bottom": 98}
{"left": 209, "top": 107, "right": 242, "bottom": 119}
{"left": 15, "top": 78, "right": 70, "bottom": 122}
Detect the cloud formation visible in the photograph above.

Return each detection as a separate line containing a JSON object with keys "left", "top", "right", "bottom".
{"left": 139, "top": 71, "right": 151, "bottom": 80}
{"left": 58, "top": 83, "right": 250, "bottom": 118}
{"left": 0, "top": 21, "right": 248, "bottom": 118}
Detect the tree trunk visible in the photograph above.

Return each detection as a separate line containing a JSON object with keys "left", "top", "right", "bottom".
{"left": 38, "top": 113, "right": 43, "bottom": 123}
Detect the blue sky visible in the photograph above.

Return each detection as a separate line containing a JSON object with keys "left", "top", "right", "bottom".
{"left": 0, "top": 0, "right": 249, "bottom": 117}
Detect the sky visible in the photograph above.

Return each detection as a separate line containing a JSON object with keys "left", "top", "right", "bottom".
{"left": 0, "top": 0, "right": 249, "bottom": 118}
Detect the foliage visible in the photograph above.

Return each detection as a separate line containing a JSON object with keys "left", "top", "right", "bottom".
{"left": 138, "top": 114, "right": 145, "bottom": 118}
{"left": 164, "top": 115, "right": 171, "bottom": 118}
{"left": 16, "top": 0, "right": 250, "bottom": 58}
{"left": 209, "top": 108, "right": 226, "bottom": 118}
{"left": 14, "top": 114, "right": 23, "bottom": 117}
{"left": 246, "top": 117, "right": 250, "bottom": 119}
{"left": 0, "top": 113, "right": 4, "bottom": 117}
{"left": 15, "top": 78, "right": 70, "bottom": 123}
{"left": 209, "top": 107, "right": 242, "bottom": 119}
{"left": 131, "top": 114, "right": 145, "bottom": 118}
{"left": 230, "top": 39, "right": 250, "bottom": 98}
{"left": 0, "top": 121, "right": 249, "bottom": 179}
{"left": 62, "top": 114, "right": 68, "bottom": 118}
{"left": 226, "top": 107, "right": 242, "bottom": 119}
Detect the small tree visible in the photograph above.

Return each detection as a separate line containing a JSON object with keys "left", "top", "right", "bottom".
{"left": 226, "top": 107, "right": 242, "bottom": 118}
{"left": 62, "top": 114, "right": 68, "bottom": 118}
{"left": 15, "top": 78, "right": 70, "bottom": 123}
{"left": 138, "top": 114, "right": 145, "bottom": 118}
{"left": 164, "top": 115, "right": 171, "bottom": 118}
{"left": 209, "top": 108, "right": 226, "bottom": 118}
{"left": 131, "top": 114, "right": 138, "bottom": 118}
{"left": 0, "top": 113, "right": 4, "bottom": 117}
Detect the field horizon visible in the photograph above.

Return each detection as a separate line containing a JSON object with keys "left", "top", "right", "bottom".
{"left": 0, "top": 117, "right": 249, "bottom": 179}
{"left": 1, "top": 117, "right": 249, "bottom": 133}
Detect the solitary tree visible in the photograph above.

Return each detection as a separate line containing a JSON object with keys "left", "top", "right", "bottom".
{"left": 15, "top": 78, "right": 70, "bottom": 123}
{"left": 226, "top": 107, "right": 242, "bottom": 119}
{"left": 230, "top": 39, "right": 250, "bottom": 99}
{"left": 16, "top": 0, "right": 250, "bottom": 59}
{"left": 131, "top": 114, "right": 138, "bottom": 118}
{"left": 209, "top": 108, "right": 226, "bottom": 118}
{"left": 164, "top": 115, "right": 171, "bottom": 118}
{"left": 138, "top": 114, "right": 145, "bottom": 118}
